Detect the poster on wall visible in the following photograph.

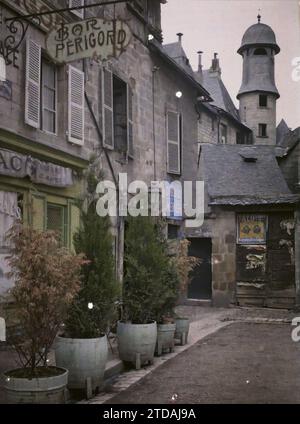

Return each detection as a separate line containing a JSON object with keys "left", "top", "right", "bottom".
{"left": 237, "top": 214, "right": 267, "bottom": 245}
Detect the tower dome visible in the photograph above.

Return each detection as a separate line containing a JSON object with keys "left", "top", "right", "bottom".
{"left": 238, "top": 22, "right": 280, "bottom": 55}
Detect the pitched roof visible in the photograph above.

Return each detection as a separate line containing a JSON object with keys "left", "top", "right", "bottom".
{"left": 163, "top": 42, "right": 194, "bottom": 77}
{"left": 276, "top": 119, "right": 291, "bottom": 145}
{"left": 149, "top": 40, "right": 211, "bottom": 100}
{"left": 200, "top": 144, "right": 299, "bottom": 206}
{"left": 202, "top": 70, "right": 240, "bottom": 121}
{"left": 277, "top": 126, "right": 300, "bottom": 153}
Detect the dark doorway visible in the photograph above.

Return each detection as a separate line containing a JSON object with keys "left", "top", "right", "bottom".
{"left": 187, "top": 238, "right": 212, "bottom": 300}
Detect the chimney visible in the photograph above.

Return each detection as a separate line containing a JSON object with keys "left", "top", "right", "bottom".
{"left": 197, "top": 51, "right": 203, "bottom": 72}
{"left": 176, "top": 32, "right": 183, "bottom": 44}
{"left": 209, "top": 52, "right": 221, "bottom": 77}
{"left": 197, "top": 51, "right": 203, "bottom": 83}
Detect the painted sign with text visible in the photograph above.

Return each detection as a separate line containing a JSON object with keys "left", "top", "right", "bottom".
{"left": 46, "top": 18, "right": 132, "bottom": 64}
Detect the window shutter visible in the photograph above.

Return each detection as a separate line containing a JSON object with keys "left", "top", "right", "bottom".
{"left": 102, "top": 68, "right": 114, "bottom": 149}
{"left": 69, "top": 0, "right": 84, "bottom": 18}
{"left": 25, "top": 39, "right": 41, "bottom": 128}
{"left": 167, "top": 111, "right": 181, "bottom": 174}
{"left": 68, "top": 65, "right": 85, "bottom": 145}
{"left": 127, "top": 84, "right": 134, "bottom": 158}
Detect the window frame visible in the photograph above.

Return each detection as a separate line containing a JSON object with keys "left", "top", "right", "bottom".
{"left": 259, "top": 94, "right": 268, "bottom": 108}
{"left": 46, "top": 202, "right": 68, "bottom": 246}
{"left": 41, "top": 58, "right": 58, "bottom": 135}
{"left": 220, "top": 123, "right": 227, "bottom": 144}
{"left": 258, "top": 123, "right": 268, "bottom": 138}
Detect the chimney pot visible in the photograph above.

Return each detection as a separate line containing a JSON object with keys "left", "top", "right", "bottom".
{"left": 177, "top": 32, "right": 183, "bottom": 43}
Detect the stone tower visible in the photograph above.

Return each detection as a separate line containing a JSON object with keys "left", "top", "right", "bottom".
{"left": 237, "top": 15, "right": 280, "bottom": 145}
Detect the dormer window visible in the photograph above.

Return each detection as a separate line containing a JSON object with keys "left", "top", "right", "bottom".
{"left": 254, "top": 48, "right": 267, "bottom": 55}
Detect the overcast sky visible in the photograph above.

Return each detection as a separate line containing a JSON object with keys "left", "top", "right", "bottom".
{"left": 161, "top": 0, "right": 300, "bottom": 130}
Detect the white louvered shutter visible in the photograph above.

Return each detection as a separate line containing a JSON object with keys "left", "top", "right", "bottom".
{"left": 167, "top": 111, "right": 181, "bottom": 174}
{"left": 25, "top": 39, "right": 41, "bottom": 128}
{"left": 127, "top": 84, "right": 134, "bottom": 158}
{"left": 69, "top": 0, "right": 84, "bottom": 18}
{"left": 102, "top": 68, "right": 114, "bottom": 149}
{"left": 68, "top": 65, "right": 85, "bottom": 145}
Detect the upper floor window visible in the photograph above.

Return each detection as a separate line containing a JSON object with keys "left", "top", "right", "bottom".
{"left": 220, "top": 123, "right": 227, "bottom": 144}
{"left": 259, "top": 94, "right": 268, "bottom": 108}
{"left": 41, "top": 59, "right": 57, "bottom": 134}
{"left": 258, "top": 123, "right": 268, "bottom": 137}
{"left": 254, "top": 48, "right": 267, "bottom": 56}
{"left": 167, "top": 110, "right": 182, "bottom": 175}
{"left": 102, "top": 68, "right": 134, "bottom": 157}
{"left": 25, "top": 39, "right": 85, "bottom": 144}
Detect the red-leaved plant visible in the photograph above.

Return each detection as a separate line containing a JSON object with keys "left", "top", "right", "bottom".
{"left": 5, "top": 224, "right": 86, "bottom": 378}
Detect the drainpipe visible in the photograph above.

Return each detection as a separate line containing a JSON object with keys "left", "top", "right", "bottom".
{"left": 152, "top": 66, "right": 159, "bottom": 181}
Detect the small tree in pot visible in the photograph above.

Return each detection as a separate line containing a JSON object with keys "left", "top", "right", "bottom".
{"left": 1, "top": 225, "right": 84, "bottom": 404}
{"left": 118, "top": 216, "right": 178, "bottom": 367}
{"left": 55, "top": 169, "right": 120, "bottom": 395}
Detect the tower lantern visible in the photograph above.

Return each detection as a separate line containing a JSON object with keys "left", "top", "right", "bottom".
{"left": 237, "top": 16, "right": 280, "bottom": 145}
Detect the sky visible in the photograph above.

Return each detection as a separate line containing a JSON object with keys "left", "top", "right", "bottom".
{"left": 161, "top": 0, "right": 300, "bottom": 130}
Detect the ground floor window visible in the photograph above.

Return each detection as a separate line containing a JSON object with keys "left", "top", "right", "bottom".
{"left": 46, "top": 203, "right": 67, "bottom": 246}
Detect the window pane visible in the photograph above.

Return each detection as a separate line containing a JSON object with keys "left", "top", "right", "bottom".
{"left": 43, "top": 110, "right": 55, "bottom": 133}
{"left": 43, "top": 86, "right": 55, "bottom": 110}
{"left": 42, "top": 61, "right": 55, "bottom": 89}
{"left": 47, "top": 204, "right": 65, "bottom": 245}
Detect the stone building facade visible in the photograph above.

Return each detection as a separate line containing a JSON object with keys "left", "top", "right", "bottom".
{"left": 0, "top": 1, "right": 298, "bottom": 313}
{"left": 0, "top": 0, "right": 210, "bottom": 314}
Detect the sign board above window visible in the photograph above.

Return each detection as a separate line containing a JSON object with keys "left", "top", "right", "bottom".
{"left": 46, "top": 18, "right": 132, "bottom": 64}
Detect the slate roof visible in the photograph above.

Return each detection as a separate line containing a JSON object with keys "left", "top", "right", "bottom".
{"left": 200, "top": 144, "right": 299, "bottom": 206}
{"left": 163, "top": 42, "right": 195, "bottom": 77}
{"left": 202, "top": 70, "right": 240, "bottom": 121}
{"left": 276, "top": 119, "right": 291, "bottom": 145}
{"left": 277, "top": 127, "right": 300, "bottom": 152}
{"left": 149, "top": 40, "right": 211, "bottom": 100}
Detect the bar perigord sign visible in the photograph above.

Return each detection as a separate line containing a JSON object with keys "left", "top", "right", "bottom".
{"left": 46, "top": 18, "right": 132, "bottom": 64}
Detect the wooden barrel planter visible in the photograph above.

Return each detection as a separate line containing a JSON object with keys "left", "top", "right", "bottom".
{"left": 1, "top": 367, "right": 68, "bottom": 404}
{"left": 156, "top": 323, "right": 176, "bottom": 356}
{"left": 175, "top": 317, "right": 190, "bottom": 346}
{"left": 54, "top": 335, "right": 108, "bottom": 393}
{"left": 117, "top": 321, "right": 157, "bottom": 370}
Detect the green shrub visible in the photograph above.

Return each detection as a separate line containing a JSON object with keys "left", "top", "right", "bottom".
{"left": 64, "top": 169, "right": 120, "bottom": 338}
{"left": 123, "top": 216, "right": 179, "bottom": 324}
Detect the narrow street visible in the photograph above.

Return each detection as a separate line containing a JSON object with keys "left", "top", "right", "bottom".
{"left": 105, "top": 322, "right": 300, "bottom": 404}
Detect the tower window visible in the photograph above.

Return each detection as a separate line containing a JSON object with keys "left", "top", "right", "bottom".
{"left": 254, "top": 48, "right": 267, "bottom": 55}
{"left": 258, "top": 124, "right": 268, "bottom": 137}
{"left": 259, "top": 94, "right": 268, "bottom": 108}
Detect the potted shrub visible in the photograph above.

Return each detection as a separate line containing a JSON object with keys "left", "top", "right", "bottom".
{"left": 172, "top": 239, "right": 201, "bottom": 345}
{"left": 1, "top": 224, "right": 84, "bottom": 404}
{"left": 155, "top": 265, "right": 179, "bottom": 356}
{"left": 118, "top": 216, "right": 177, "bottom": 368}
{"left": 55, "top": 170, "right": 119, "bottom": 394}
